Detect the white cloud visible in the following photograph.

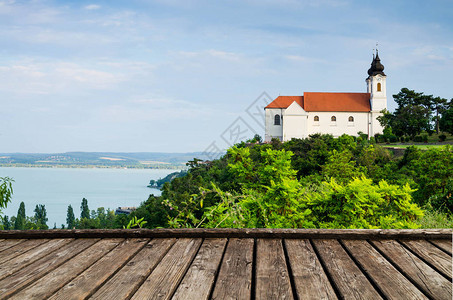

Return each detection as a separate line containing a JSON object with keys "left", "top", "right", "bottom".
{"left": 84, "top": 4, "right": 101, "bottom": 10}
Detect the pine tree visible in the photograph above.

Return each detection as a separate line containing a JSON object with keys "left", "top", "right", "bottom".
{"left": 80, "top": 198, "right": 90, "bottom": 219}
{"left": 34, "top": 204, "right": 48, "bottom": 229}
{"left": 14, "top": 201, "right": 26, "bottom": 230}
{"left": 66, "top": 205, "right": 75, "bottom": 229}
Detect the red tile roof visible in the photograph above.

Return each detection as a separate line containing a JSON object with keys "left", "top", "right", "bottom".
{"left": 265, "top": 92, "right": 371, "bottom": 112}
{"left": 265, "top": 96, "right": 303, "bottom": 109}
{"left": 304, "top": 92, "right": 371, "bottom": 112}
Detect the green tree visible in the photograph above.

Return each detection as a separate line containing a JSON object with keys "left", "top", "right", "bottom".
{"left": 80, "top": 198, "right": 90, "bottom": 219}
{"left": 0, "top": 216, "right": 11, "bottom": 230}
{"left": 392, "top": 104, "right": 431, "bottom": 137}
{"left": 0, "top": 177, "right": 13, "bottom": 214}
{"left": 439, "top": 106, "right": 453, "bottom": 134}
{"left": 14, "top": 201, "right": 26, "bottom": 230}
{"left": 66, "top": 205, "right": 75, "bottom": 229}
{"left": 34, "top": 204, "right": 48, "bottom": 229}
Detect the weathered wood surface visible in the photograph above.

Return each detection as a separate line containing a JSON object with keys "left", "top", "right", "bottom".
{"left": 284, "top": 239, "right": 337, "bottom": 299}
{"left": 172, "top": 238, "right": 227, "bottom": 300}
{"left": 0, "top": 233, "right": 451, "bottom": 299}
{"left": 342, "top": 240, "right": 428, "bottom": 300}
{"left": 401, "top": 239, "right": 453, "bottom": 280}
{"left": 211, "top": 238, "right": 254, "bottom": 300}
{"left": 255, "top": 239, "right": 293, "bottom": 299}
{"left": 49, "top": 238, "right": 149, "bottom": 300}
{"left": 0, "top": 239, "right": 25, "bottom": 253}
{"left": 0, "top": 239, "right": 69, "bottom": 281}
{"left": 0, "top": 238, "right": 97, "bottom": 299}
{"left": 91, "top": 238, "right": 176, "bottom": 300}
{"left": 0, "top": 228, "right": 451, "bottom": 239}
{"left": 0, "top": 238, "right": 49, "bottom": 265}
{"left": 430, "top": 239, "right": 452, "bottom": 255}
{"left": 131, "top": 238, "right": 202, "bottom": 300}
{"left": 312, "top": 239, "right": 382, "bottom": 299}
{"left": 371, "top": 240, "right": 452, "bottom": 300}
{"left": 7, "top": 238, "right": 123, "bottom": 300}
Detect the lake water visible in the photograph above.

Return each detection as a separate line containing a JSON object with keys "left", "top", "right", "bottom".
{"left": 0, "top": 167, "right": 177, "bottom": 227}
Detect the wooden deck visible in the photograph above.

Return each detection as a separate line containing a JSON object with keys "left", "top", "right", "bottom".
{"left": 0, "top": 229, "right": 451, "bottom": 299}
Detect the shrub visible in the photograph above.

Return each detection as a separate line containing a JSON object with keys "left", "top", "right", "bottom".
{"left": 389, "top": 135, "right": 398, "bottom": 143}
{"left": 400, "top": 136, "right": 405, "bottom": 143}
{"left": 405, "top": 136, "right": 410, "bottom": 142}
{"left": 414, "top": 135, "right": 423, "bottom": 142}
{"left": 439, "top": 134, "right": 446, "bottom": 142}
{"left": 374, "top": 133, "right": 382, "bottom": 143}
{"left": 422, "top": 134, "right": 428, "bottom": 143}
{"left": 304, "top": 177, "right": 423, "bottom": 229}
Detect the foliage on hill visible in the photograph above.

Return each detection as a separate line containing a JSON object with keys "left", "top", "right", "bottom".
{"left": 126, "top": 134, "right": 452, "bottom": 229}
{"left": 148, "top": 170, "right": 188, "bottom": 189}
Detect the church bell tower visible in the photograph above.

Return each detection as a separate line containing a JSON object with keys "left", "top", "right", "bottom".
{"left": 366, "top": 49, "right": 387, "bottom": 112}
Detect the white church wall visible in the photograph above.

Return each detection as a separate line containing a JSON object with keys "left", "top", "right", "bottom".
{"left": 307, "top": 112, "right": 370, "bottom": 137}
{"left": 370, "top": 111, "right": 384, "bottom": 135}
{"left": 265, "top": 108, "right": 284, "bottom": 141}
{"left": 282, "top": 101, "right": 309, "bottom": 141}
{"left": 283, "top": 115, "right": 307, "bottom": 140}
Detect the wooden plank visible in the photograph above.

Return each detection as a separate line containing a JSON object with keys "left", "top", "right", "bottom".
{"left": 211, "top": 238, "right": 254, "bottom": 300}
{"left": 91, "top": 238, "right": 176, "bottom": 300}
{"left": 342, "top": 240, "right": 428, "bottom": 300}
{"left": 430, "top": 239, "right": 452, "bottom": 255}
{"left": 130, "top": 238, "right": 202, "bottom": 300}
{"left": 372, "top": 240, "right": 452, "bottom": 300}
{"left": 0, "top": 239, "right": 26, "bottom": 253}
{"left": 48, "top": 238, "right": 149, "bottom": 300}
{"left": 255, "top": 239, "right": 293, "bottom": 299}
{"left": 284, "top": 239, "right": 337, "bottom": 299}
{"left": 173, "top": 238, "right": 227, "bottom": 300}
{"left": 0, "top": 239, "right": 97, "bottom": 298}
{"left": 0, "top": 239, "right": 69, "bottom": 281}
{"left": 7, "top": 238, "right": 124, "bottom": 300}
{"left": 401, "top": 239, "right": 452, "bottom": 280}
{"left": 0, "top": 228, "right": 451, "bottom": 239}
{"left": 313, "top": 239, "right": 382, "bottom": 299}
{"left": 0, "top": 238, "right": 49, "bottom": 265}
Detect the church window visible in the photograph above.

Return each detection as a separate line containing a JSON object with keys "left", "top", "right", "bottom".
{"left": 348, "top": 116, "right": 354, "bottom": 122}
{"left": 314, "top": 116, "right": 319, "bottom": 122}
{"left": 274, "top": 114, "right": 281, "bottom": 125}
{"left": 331, "top": 116, "right": 336, "bottom": 122}
{"left": 377, "top": 83, "right": 382, "bottom": 92}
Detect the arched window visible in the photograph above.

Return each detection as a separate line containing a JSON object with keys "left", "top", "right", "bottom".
{"left": 348, "top": 116, "right": 354, "bottom": 122}
{"left": 274, "top": 114, "right": 281, "bottom": 125}
{"left": 314, "top": 116, "right": 319, "bottom": 122}
{"left": 331, "top": 116, "right": 336, "bottom": 122}
{"left": 377, "top": 83, "right": 382, "bottom": 92}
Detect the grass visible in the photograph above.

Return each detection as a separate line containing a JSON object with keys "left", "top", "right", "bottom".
{"left": 384, "top": 144, "right": 449, "bottom": 150}
{"left": 415, "top": 210, "right": 453, "bottom": 228}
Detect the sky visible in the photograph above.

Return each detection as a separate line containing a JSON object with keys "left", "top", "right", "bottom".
{"left": 0, "top": 0, "right": 452, "bottom": 154}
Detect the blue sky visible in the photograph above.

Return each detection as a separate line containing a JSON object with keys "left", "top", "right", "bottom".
{"left": 0, "top": 0, "right": 452, "bottom": 153}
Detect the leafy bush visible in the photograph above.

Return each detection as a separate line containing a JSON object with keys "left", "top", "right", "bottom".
{"left": 389, "top": 135, "right": 398, "bottom": 143}
{"left": 413, "top": 135, "right": 423, "bottom": 142}
{"left": 439, "top": 134, "right": 446, "bottom": 142}
{"left": 305, "top": 177, "right": 423, "bottom": 229}
{"left": 422, "top": 134, "right": 428, "bottom": 143}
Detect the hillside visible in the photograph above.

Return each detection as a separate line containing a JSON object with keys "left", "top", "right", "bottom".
{"left": 0, "top": 152, "right": 219, "bottom": 169}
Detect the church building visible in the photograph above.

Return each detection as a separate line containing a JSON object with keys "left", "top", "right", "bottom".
{"left": 264, "top": 52, "right": 387, "bottom": 141}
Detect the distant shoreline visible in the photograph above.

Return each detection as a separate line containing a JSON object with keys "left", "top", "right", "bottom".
{"left": 0, "top": 163, "right": 184, "bottom": 170}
